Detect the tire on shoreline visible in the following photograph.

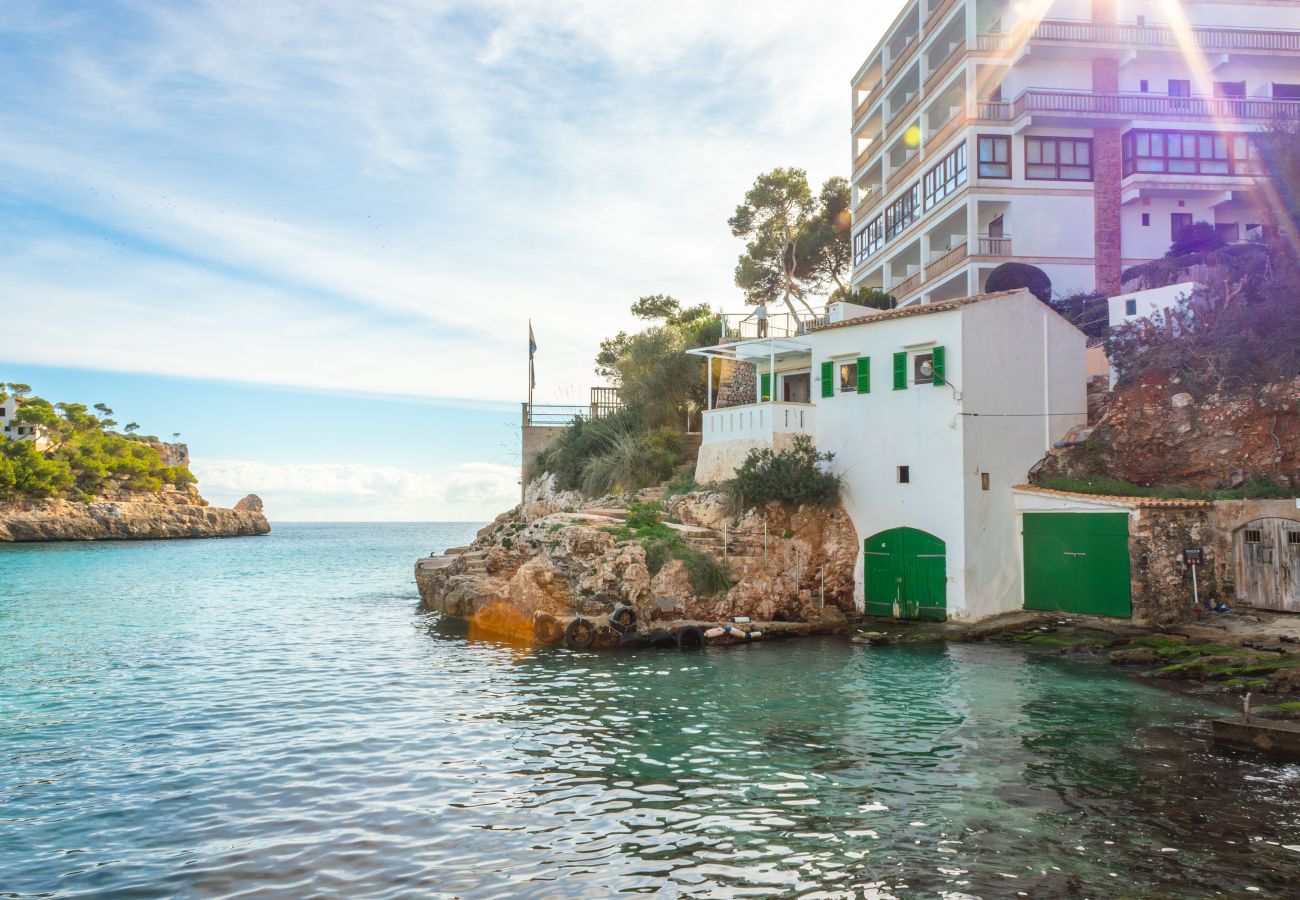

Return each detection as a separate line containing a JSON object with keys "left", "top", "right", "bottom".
{"left": 533, "top": 613, "right": 564, "bottom": 645}
{"left": 609, "top": 605, "right": 637, "bottom": 634}
{"left": 565, "top": 617, "right": 596, "bottom": 650}
{"left": 647, "top": 628, "right": 675, "bottom": 649}
{"left": 676, "top": 625, "right": 705, "bottom": 650}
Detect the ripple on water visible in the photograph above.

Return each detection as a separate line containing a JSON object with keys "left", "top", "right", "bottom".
{"left": 2, "top": 524, "right": 1299, "bottom": 898}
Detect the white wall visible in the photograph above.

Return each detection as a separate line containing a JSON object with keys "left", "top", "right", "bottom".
{"left": 812, "top": 308, "right": 968, "bottom": 613}
{"left": 960, "top": 292, "right": 1088, "bottom": 621}
{"left": 1108, "top": 281, "right": 1197, "bottom": 328}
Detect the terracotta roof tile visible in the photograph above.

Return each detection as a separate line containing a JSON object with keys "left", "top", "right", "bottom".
{"left": 810, "top": 289, "right": 1025, "bottom": 333}
{"left": 1012, "top": 484, "right": 1214, "bottom": 508}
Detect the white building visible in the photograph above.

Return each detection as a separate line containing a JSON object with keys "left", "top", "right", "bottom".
{"left": 849, "top": 0, "right": 1298, "bottom": 306}
{"left": 1107, "top": 280, "right": 1198, "bottom": 328}
{"left": 691, "top": 289, "right": 1086, "bottom": 622}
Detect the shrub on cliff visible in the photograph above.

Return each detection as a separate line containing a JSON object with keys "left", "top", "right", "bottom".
{"left": 606, "top": 501, "right": 733, "bottom": 597}
{"left": 534, "top": 410, "right": 682, "bottom": 495}
{"left": 724, "top": 436, "right": 841, "bottom": 510}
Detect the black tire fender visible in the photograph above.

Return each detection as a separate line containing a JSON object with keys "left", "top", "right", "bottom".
{"left": 647, "top": 628, "right": 675, "bottom": 649}
{"left": 609, "top": 604, "right": 637, "bottom": 634}
{"left": 533, "top": 612, "right": 563, "bottom": 645}
{"left": 565, "top": 617, "right": 596, "bottom": 650}
{"left": 676, "top": 625, "right": 705, "bottom": 650}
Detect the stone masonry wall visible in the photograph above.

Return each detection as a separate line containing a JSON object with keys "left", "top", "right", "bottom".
{"left": 1091, "top": 57, "right": 1123, "bottom": 295}
{"left": 715, "top": 360, "right": 756, "bottom": 408}
{"left": 1128, "top": 505, "right": 1217, "bottom": 627}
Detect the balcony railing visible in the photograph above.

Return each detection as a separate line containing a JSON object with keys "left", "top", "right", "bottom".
{"left": 925, "top": 39, "right": 966, "bottom": 91}
{"left": 973, "top": 99, "right": 1012, "bottom": 120}
{"left": 925, "top": 241, "right": 969, "bottom": 280}
{"left": 1026, "top": 19, "right": 1300, "bottom": 53}
{"left": 892, "top": 270, "right": 922, "bottom": 297}
{"left": 853, "top": 79, "right": 882, "bottom": 122}
{"left": 891, "top": 90, "right": 922, "bottom": 124}
{"left": 703, "top": 402, "right": 816, "bottom": 446}
{"left": 890, "top": 150, "right": 923, "bottom": 185}
{"left": 886, "top": 33, "right": 921, "bottom": 82}
{"left": 925, "top": 110, "right": 966, "bottom": 154}
{"left": 975, "top": 31, "right": 1013, "bottom": 52}
{"left": 926, "top": 0, "right": 961, "bottom": 26}
{"left": 977, "top": 235, "right": 1012, "bottom": 256}
{"left": 720, "top": 311, "right": 827, "bottom": 341}
{"left": 854, "top": 189, "right": 883, "bottom": 221}
{"left": 1013, "top": 89, "right": 1300, "bottom": 121}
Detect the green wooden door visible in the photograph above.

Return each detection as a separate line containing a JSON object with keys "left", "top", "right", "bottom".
{"left": 1023, "top": 513, "right": 1132, "bottom": 617}
{"left": 864, "top": 528, "right": 947, "bottom": 621}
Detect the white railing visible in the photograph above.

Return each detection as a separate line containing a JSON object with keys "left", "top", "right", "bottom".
{"left": 721, "top": 311, "right": 828, "bottom": 341}
{"left": 702, "top": 402, "right": 816, "bottom": 445}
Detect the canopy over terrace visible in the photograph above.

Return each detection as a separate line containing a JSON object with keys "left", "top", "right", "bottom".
{"left": 686, "top": 333, "right": 812, "bottom": 410}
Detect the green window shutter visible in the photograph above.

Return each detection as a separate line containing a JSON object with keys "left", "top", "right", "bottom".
{"left": 856, "top": 356, "right": 870, "bottom": 394}
{"left": 932, "top": 346, "right": 946, "bottom": 386}
{"left": 892, "top": 351, "right": 907, "bottom": 390}
{"left": 820, "top": 361, "right": 834, "bottom": 398}
{"left": 760, "top": 372, "right": 771, "bottom": 401}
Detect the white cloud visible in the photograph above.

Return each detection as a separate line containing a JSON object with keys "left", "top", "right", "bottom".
{"left": 0, "top": 0, "right": 879, "bottom": 405}
{"left": 191, "top": 458, "right": 519, "bottom": 521}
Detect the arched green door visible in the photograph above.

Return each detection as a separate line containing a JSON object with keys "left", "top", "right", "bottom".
{"left": 864, "top": 527, "right": 947, "bottom": 621}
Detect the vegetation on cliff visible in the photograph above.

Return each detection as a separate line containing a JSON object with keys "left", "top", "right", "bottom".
{"left": 604, "top": 501, "right": 732, "bottom": 597}
{"left": 0, "top": 383, "right": 196, "bottom": 501}
{"left": 724, "top": 437, "right": 842, "bottom": 510}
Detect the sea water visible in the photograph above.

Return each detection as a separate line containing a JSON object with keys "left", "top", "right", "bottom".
{"left": 2, "top": 523, "right": 1298, "bottom": 897}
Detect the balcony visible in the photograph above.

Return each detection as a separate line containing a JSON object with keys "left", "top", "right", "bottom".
{"left": 893, "top": 270, "right": 923, "bottom": 297}
{"left": 925, "top": 110, "right": 966, "bottom": 155}
{"left": 854, "top": 189, "right": 884, "bottom": 221}
{"left": 853, "top": 79, "right": 882, "bottom": 122}
{"left": 1012, "top": 89, "right": 1300, "bottom": 122}
{"left": 886, "top": 33, "right": 921, "bottom": 82}
{"left": 702, "top": 402, "right": 816, "bottom": 447}
{"left": 976, "top": 235, "right": 1012, "bottom": 256}
{"left": 891, "top": 90, "right": 922, "bottom": 125}
{"left": 925, "top": 39, "right": 966, "bottom": 91}
{"left": 720, "top": 310, "right": 827, "bottom": 341}
{"left": 925, "top": 241, "right": 969, "bottom": 280}
{"left": 926, "top": 0, "right": 961, "bottom": 26}
{"left": 983, "top": 19, "right": 1300, "bottom": 57}
{"left": 890, "top": 150, "right": 923, "bottom": 185}
{"left": 972, "top": 99, "right": 1012, "bottom": 120}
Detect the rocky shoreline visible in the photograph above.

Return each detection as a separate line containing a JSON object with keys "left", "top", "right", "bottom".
{"left": 0, "top": 488, "right": 269, "bottom": 541}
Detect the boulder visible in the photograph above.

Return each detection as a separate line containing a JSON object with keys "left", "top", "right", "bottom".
{"left": 233, "top": 494, "right": 264, "bottom": 513}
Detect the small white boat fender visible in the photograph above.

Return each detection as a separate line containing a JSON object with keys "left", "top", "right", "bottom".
{"left": 704, "top": 627, "right": 727, "bottom": 639}
{"left": 731, "top": 616, "right": 751, "bottom": 623}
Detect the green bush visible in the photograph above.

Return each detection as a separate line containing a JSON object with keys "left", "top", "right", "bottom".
{"left": 606, "top": 501, "right": 732, "bottom": 596}
{"left": 985, "top": 262, "right": 1052, "bottom": 303}
{"left": 1036, "top": 474, "right": 1296, "bottom": 501}
{"left": 535, "top": 411, "right": 682, "bottom": 497}
{"left": 724, "top": 436, "right": 841, "bottom": 510}
{"left": 662, "top": 472, "right": 698, "bottom": 499}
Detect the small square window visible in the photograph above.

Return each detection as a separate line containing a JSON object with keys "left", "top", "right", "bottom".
{"left": 981, "top": 472, "right": 990, "bottom": 491}
{"left": 1139, "top": 79, "right": 1149, "bottom": 92}
{"left": 1125, "top": 299, "right": 1137, "bottom": 316}
{"left": 898, "top": 465, "right": 910, "bottom": 484}
{"left": 1244, "top": 529, "right": 1262, "bottom": 544}
{"left": 1141, "top": 213, "right": 1150, "bottom": 226}
{"left": 839, "top": 361, "right": 858, "bottom": 392}
{"left": 1288, "top": 531, "right": 1300, "bottom": 546}
{"left": 913, "top": 353, "right": 934, "bottom": 385}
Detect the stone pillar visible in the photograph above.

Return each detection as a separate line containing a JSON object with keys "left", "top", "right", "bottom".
{"left": 715, "top": 360, "right": 757, "bottom": 407}
{"left": 1092, "top": 57, "right": 1123, "bottom": 294}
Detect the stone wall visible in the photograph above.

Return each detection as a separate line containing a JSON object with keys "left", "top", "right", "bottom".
{"left": 1127, "top": 505, "right": 1216, "bottom": 626}
{"left": 1208, "top": 498, "right": 1300, "bottom": 605}
{"left": 715, "top": 360, "right": 756, "bottom": 408}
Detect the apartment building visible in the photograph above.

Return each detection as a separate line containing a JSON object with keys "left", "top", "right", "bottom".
{"left": 849, "top": 0, "right": 1300, "bottom": 306}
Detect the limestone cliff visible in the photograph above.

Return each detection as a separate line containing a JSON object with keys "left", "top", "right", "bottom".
{"left": 0, "top": 485, "right": 270, "bottom": 542}
{"left": 417, "top": 476, "right": 858, "bottom": 644}
{"left": 1033, "top": 373, "right": 1300, "bottom": 490}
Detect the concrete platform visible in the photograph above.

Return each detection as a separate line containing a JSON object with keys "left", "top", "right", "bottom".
{"left": 1211, "top": 716, "right": 1300, "bottom": 758}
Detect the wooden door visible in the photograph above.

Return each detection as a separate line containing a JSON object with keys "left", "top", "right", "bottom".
{"left": 1235, "top": 518, "right": 1300, "bottom": 612}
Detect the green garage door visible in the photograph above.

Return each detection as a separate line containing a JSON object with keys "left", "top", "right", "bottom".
{"left": 864, "top": 527, "right": 947, "bottom": 621}
{"left": 1023, "top": 513, "right": 1132, "bottom": 617}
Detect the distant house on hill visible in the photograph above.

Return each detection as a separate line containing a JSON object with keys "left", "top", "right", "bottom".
{"left": 0, "top": 400, "right": 49, "bottom": 451}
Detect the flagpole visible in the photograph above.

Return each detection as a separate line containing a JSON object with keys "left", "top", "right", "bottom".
{"left": 527, "top": 320, "right": 534, "bottom": 415}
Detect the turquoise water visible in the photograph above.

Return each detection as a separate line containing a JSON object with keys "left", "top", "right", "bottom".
{"left": 2, "top": 524, "right": 1298, "bottom": 898}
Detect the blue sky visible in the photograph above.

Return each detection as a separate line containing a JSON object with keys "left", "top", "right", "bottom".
{"left": 0, "top": 0, "right": 880, "bottom": 520}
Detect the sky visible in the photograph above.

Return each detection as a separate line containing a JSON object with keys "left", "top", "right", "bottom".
{"left": 0, "top": 0, "right": 885, "bottom": 521}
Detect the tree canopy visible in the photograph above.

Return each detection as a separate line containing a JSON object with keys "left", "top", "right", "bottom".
{"left": 985, "top": 262, "right": 1053, "bottom": 303}
{"left": 728, "top": 169, "right": 851, "bottom": 317}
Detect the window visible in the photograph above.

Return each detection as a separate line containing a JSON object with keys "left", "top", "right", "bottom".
{"left": 981, "top": 472, "right": 990, "bottom": 491}
{"left": 0, "top": 407, "right": 5, "bottom": 417}
{"left": 913, "top": 352, "right": 934, "bottom": 385}
{"left": 897, "top": 465, "right": 911, "bottom": 484}
{"left": 1274, "top": 83, "right": 1300, "bottom": 100}
{"left": 922, "top": 143, "right": 967, "bottom": 210}
{"left": 884, "top": 183, "right": 921, "bottom": 239}
{"left": 1171, "top": 213, "right": 1193, "bottom": 242}
{"left": 1141, "top": 213, "right": 1150, "bottom": 226}
{"left": 1244, "top": 529, "right": 1262, "bottom": 544}
{"left": 853, "top": 215, "right": 885, "bottom": 264}
{"left": 1125, "top": 298, "right": 1137, "bottom": 316}
{"left": 839, "top": 361, "right": 858, "bottom": 393}
{"left": 1214, "top": 81, "right": 1245, "bottom": 98}
{"left": 1025, "top": 137, "right": 1092, "bottom": 181}
{"left": 1139, "top": 79, "right": 1149, "bottom": 92}
{"left": 977, "top": 134, "right": 1011, "bottom": 178}
{"left": 1168, "top": 79, "right": 1190, "bottom": 97}
{"left": 1288, "top": 531, "right": 1300, "bottom": 546}
{"left": 988, "top": 214, "right": 1004, "bottom": 238}
{"left": 1123, "top": 129, "right": 1258, "bottom": 177}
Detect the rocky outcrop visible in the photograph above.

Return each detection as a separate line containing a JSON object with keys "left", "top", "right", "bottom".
{"left": 145, "top": 441, "right": 190, "bottom": 468}
{"left": 233, "top": 493, "right": 264, "bottom": 513}
{"left": 0, "top": 486, "right": 269, "bottom": 541}
{"left": 417, "top": 480, "right": 858, "bottom": 644}
{"left": 1034, "top": 373, "right": 1300, "bottom": 490}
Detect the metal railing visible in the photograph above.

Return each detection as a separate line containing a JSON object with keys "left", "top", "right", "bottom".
{"left": 720, "top": 310, "right": 827, "bottom": 341}
{"left": 523, "top": 387, "right": 623, "bottom": 426}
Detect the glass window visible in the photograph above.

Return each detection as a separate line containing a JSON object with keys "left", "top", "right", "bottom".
{"left": 913, "top": 352, "right": 934, "bottom": 385}
{"left": 839, "top": 362, "right": 858, "bottom": 392}
{"left": 1171, "top": 213, "right": 1193, "bottom": 242}
{"left": 1125, "top": 299, "right": 1137, "bottom": 316}
{"left": 978, "top": 135, "right": 1011, "bottom": 178}
{"left": 922, "top": 143, "right": 967, "bottom": 209}
{"left": 1123, "top": 129, "right": 1255, "bottom": 177}
{"left": 1026, "top": 137, "right": 1093, "bottom": 181}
